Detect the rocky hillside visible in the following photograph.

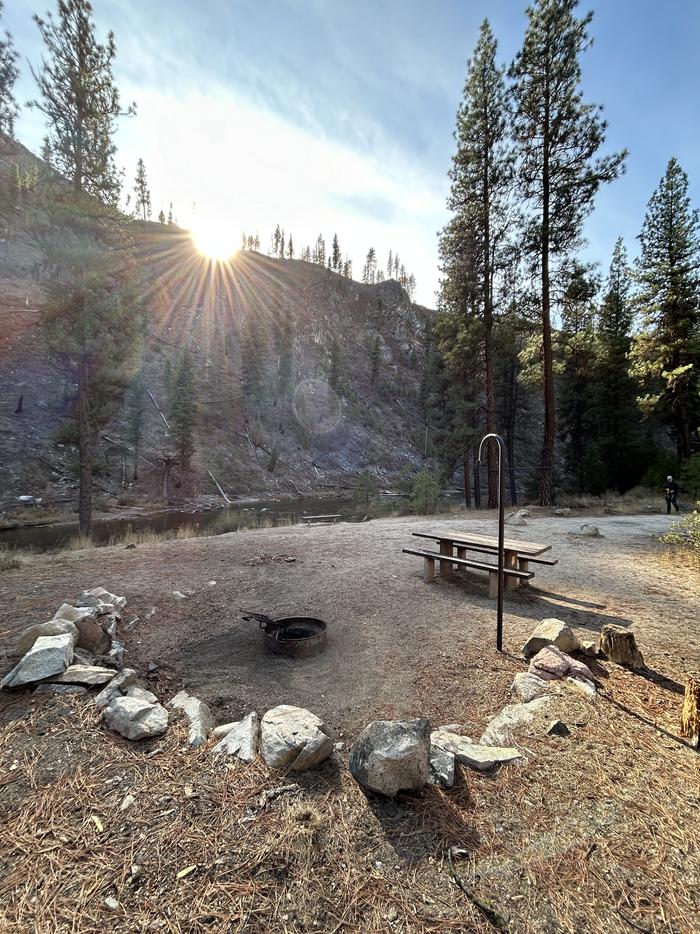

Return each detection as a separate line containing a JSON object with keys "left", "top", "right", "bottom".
{"left": 0, "top": 137, "right": 433, "bottom": 510}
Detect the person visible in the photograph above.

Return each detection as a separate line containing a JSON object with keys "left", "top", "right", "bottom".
{"left": 663, "top": 475, "right": 680, "bottom": 514}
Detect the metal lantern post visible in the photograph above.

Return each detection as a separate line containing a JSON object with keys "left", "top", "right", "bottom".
{"left": 478, "top": 433, "right": 506, "bottom": 651}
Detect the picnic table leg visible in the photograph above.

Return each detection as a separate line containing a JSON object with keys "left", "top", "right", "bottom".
{"left": 518, "top": 558, "right": 530, "bottom": 588}
{"left": 439, "top": 539, "right": 455, "bottom": 576}
{"left": 488, "top": 571, "right": 498, "bottom": 599}
{"left": 456, "top": 546, "right": 467, "bottom": 561}
{"left": 504, "top": 550, "right": 519, "bottom": 590}
{"left": 423, "top": 556, "right": 435, "bottom": 583}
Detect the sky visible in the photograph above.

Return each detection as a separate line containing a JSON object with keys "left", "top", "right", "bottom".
{"left": 4, "top": 0, "right": 700, "bottom": 306}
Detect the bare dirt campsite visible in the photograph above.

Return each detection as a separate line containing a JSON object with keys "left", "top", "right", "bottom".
{"left": 1, "top": 510, "right": 698, "bottom": 933}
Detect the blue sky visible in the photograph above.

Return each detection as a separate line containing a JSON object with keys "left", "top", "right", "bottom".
{"left": 5, "top": 0, "right": 700, "bottom": 305}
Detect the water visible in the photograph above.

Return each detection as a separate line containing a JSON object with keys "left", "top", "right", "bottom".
{"left": 0, "top": 494, "right": 358, "bottom": 552}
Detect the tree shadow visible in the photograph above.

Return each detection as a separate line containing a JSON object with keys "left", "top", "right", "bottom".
{"left": 360, "top": 767, "right": 481, "bottom": 863}
{"left": 516, "top": 588, "right": 635, "bottom": 632}
{"left": 601, "top": 694, "right": 691, "bottom": 747}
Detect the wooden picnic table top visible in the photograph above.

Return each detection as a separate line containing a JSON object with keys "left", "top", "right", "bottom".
{"left": 413, "top": 530, "right": 552, "bottom": 557}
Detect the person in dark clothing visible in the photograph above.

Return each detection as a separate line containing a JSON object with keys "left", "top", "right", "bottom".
{"left": 663, "top": 475, "right": 680, "bottom": 514}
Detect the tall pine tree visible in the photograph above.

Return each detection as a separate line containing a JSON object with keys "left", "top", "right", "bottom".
{"left": 0, "top": 2, "right": 19, "bottom": 138}
{"left": 133, "top": 156, "right": 151, "bottom": 220}
{"left": 631, "top": 158, "right": 700, "bottom": 461}
{"left": 509, "top": 0, "right": 625, "bottom": 504}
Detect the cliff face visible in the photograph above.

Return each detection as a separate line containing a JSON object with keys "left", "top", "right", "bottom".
{"left": 0, "top": 137, "right": 433, "bottom": 509}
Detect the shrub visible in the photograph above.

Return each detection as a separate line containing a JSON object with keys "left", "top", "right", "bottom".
{"left": 410, "top": 469, "right": 440, "bottom": 514}
{"left": 660, "top": 503, "right": 700, "bottom": 556}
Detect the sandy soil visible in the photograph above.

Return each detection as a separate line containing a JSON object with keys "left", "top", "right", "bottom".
{"left": 0, "top": 511, "right": 698, "bottom": 933}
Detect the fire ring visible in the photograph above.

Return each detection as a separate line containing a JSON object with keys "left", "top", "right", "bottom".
{"left": 242, "top": 613, "right": 328, "bottom": 658}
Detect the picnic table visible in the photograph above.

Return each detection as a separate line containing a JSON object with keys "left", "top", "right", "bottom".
{"left": 403, "top": 530, "right": 557, "bottom": 598}
{"left": 301, "top": 514, "right": 342, "bottom": 524}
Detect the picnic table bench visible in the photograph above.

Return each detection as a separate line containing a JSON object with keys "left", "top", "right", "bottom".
{"left": 301, "top": 514, "right": 342, "bottom": 524}
{"left": 404, "top": 530, "right": 557, "bottom": 598}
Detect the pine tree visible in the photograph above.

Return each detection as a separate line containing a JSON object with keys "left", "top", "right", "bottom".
{"left": 158, "top": 207, "right": 165, "bottom": 223}
{"left": 0, "top": 1, "right": 19, "bottom": 138}
{"left": 590, "top": 238, "right": 643, "bottom": 491}
{"left": 332, "top": 233, "right": 341, "bottom": 270}
{"left": 313, "top": 234, "right": 325, "bottom": 265}
{"left": 362, "top": 247, "right": 376, "bottom": 284}
{"left": 441, "top": 20, "right": 512, "bottom": 507}
{"left": 287, "top": 234, "right": 294, "bottom": 258}
{"left": 241, "top": 231, "right": 246, "bottom": 250}
{"left": 167, "top": 202, "right": 173, "bottom": 224}
{"left": 273, "top": 224, "right": 281, "bottom": 256}
{"left": 509, "top": 0, "right": 626, "bottom": 504}
{"left": 29, "top": 0, "right": 135, "bottom": 203}
{"left": 125, "top": 365, "right": 145, "bottom": 481}
{"left": 133, "top": 157, "right": 151, "bottom": 220}
{"left": 170, "top": 349, "right": 196, "bottom": 470}
{"left": 631, "top": 158, "right": 700, "bottom": 461}
{"left": 30, "top": 0, "right": 138, "bottom": 535}
{"left": 386, "top": 250, "right": 393, "bottom": 279}
{"left": 254, "top": 233, "right": 260, "bottom": 251}
{"left": 241, "top": 314, "right": 265, "bottom": 402}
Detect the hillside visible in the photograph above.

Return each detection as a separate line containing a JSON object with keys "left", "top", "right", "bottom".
{"left": 0, "top": 137, "right": 434, "bottom": 511}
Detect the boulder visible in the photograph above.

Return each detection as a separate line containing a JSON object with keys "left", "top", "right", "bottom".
{"left": 212, "top": 711, "right": 259, "bottom": 762}
{"left": 35, "top": 683, "right": 88, "bottom": 695}
{"left": 528, "top": 645, "right": 593, "bottom": 683}
{"left": 79, "top": 587, "right": 127, "bottom": 611}
{"left": 2, "top": 633, "right": 73, "bottom": 689}
{"left": 108, "top": 639, "right": 125, "bottom": 665}
{"left": 102, "top": 696, "right": 168, "bottom": 740}
{"left": 554, "top": 507, "right": 572, "bottom": 516}
{"left": 261, "top": 705, "right": 334, "bottom": 771}
{"left": 429, "top": 744, "right": 455, "bottom": 787}
{"left": 74, "top": 615, "right": 111, "bottom": 655}
{"left": 431, "top": 730, "right": 523, "bottom": 771}
{"left": 599, "top": 624, "right": 645, "bottom": 670}
{"left": 49, "top": 664, "right": 116, "bottom": 686}
{"left": 52, "top": 603, "right": 94, "bottom": 623}
{"left": 566, "top": 676, "right": 597, "bottom": 699}
{"left": 480, "top": 698, "right": 551, "bottom": 746}
{"left": 349, "top": 719, "right": 430, "bottom": 795}
{"left": 94, "top": 668, "right": 138, "bottom": 706}
{"left": 169, "top": 690, "right": 215, "bottom": 748}
{"left": 511, "top": 671, "right": 552, "bottom": 703}
{"left": 15, "top": 619, "right": 78, "bottom": 656}
{"left": 547, "top": 720, "right": 570, "bottom": 737}
{"left": 126, "top": 685, "right": 158, "bottom": 704}
{"left": 505, "top": 511, "right": 527, "bottom": 527}
{"left": 521, "top": 619, "right": 580, "bottom": 658}
{"left": 570, "top": 524, "right": 603, "bottom": 538}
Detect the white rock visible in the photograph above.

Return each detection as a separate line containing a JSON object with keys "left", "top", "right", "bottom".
{"left": 349, "top": 719, "right": 430, "bottom": 795}
{"left": 480, "top": 698, "right": 551, "bottom": 746}
{"left": 102, "top": 696, "right": 168, "bottom": 740}
{"left": 212, "top": 721, "right": 238, "bottom": 740}
{"left": 565, "top": 676, "right": 597, "bottom": 699}
{"left": 108, "top": 639, "right": 125, "bottom": 664}
{"left": 52, "top": 603, "right": 94, "bottom": 623}
{"left": 505, "top": 512, "right": 527, "bottom": 527}
{"left": 126, "top": 685, "right": 158, "bottom": 704}
{"left": 553, "top": 507, "right": 572, "bottom": 516}
{"left": 169, "top": 690, "right": 215, "bottom": 748}
{"left": 431, "top": 730, "right": 523, "bottom": 771}
{"left": 15, "top": 619, "right": 79, "bottom": 656}
{"left": 49, "top": 664, "right": 116, "bottom": 686}
{"left": 521, "top": 619, "right": 581, "bottom": 658}
{"left": 81, "top": 587, "right": 127, "bottom": 610}
{"left": 212, "top": 711, "right": 259, "bottom": 762}
{"left": 570, "top": 523, "right": 603, "bottom": 538}
{"left": 528, "top": 645, "right": 593, "bottom": 683}
{"left": 429, "top": 744, "right": 455, "bottom": 787}
{"left": 511, "top": 671, "right": 552, "bottom": 703}
{"left": 104, "top": 896, "right": 120, "bottom": 911}
{"left": 261, "top": 705, "right": 334, "bottom": 771}
{"left": 94, "top": 668, "right": 138, "bottom": 706}
{"left": 2, "top": 633, "right": 74, "bottom": 689}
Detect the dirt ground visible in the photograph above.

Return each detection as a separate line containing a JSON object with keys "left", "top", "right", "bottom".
{"left": 1, "top": 511, "right": 699, "bottom": 933}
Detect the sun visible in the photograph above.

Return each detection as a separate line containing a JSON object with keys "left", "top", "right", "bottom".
{"left": 190, "top": 221, "right": 238, "bottom": 261}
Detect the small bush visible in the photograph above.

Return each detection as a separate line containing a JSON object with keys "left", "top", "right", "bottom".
{"left": 660, "top": 504, "right": 700, "bottom": 556}
{"left": 0, "top": 545, "right": 23, "bottom": 571}
{"left": 67, "top": 534, "right": 93, "bottom": 551}
{"left": 410, "top": 469, "right": 440, "bottom": 514}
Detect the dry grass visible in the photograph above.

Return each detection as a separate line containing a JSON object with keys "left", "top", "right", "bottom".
{"left": 67, "top": 533, "right": 93, "bottom": 551}
{"left": 0, "top": 544, "right": 24, "bottom": 571}
{"left": 1, "top": 661, "right": 698, "bottom": 934}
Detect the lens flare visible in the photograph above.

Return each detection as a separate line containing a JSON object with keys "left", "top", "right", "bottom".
{"left": 190, "top": 221, "right": 238, "bottom": 261}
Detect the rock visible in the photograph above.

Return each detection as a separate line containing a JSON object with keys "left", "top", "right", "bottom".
{"left": 104, "top": 897, "right": 120, "bottom": 911}
{"left": 261, "top": 705, "right": 334, "bottom": 771}
{"left": 73, "top": 648, "right": 96, "bottom": 666}
{"left": 599, "top": 624, "right": 645, "bottom": 670}
{"left": 74, "top": 615, "right": 111, "bottom": 655}
{"left": 212, "top": 711, "right": 259, "bottom": 762}
{"left": 528, "top": 645, "right": 593, "bottom": 683}
{"left": 212, "top": 721, "right": 237, "bottom": 740}
{"left": 429, "top": 744, "right": 455, "bottom": 787}
{"left": 49, "top": 664, "right": 116, "bottom": 686}
{"left": 554, "top": 507, "right": 572, "bottom": 516}
{"left": 147, "top": 661, "right": 159, "bottom": 673}
{"left": 578, "top": 639, "right": 598, "bottom": 658}
{"left": 480, "top": 698, "right": 551, "bottom": 746}
{"left": 108, "top": 639, "right": 125, "bottom": 664}
{"left": 172, "top": 591, "right": 187, "bottom": 600}
{"left": 2, "top": 633, "right": 74, "bottom": 689}
{"left": 126, "top": 685, "right": 158, "bottom": 704}
{"left": 547, "top": 719, "right": 570, "bottom": 737}
{"left": 565, "top": 676, "right": 597, "bottom": 699}
{"left": 34, "top": 683, "right": 88, "bottom": 695}
{"left": 169, "top": 690, "right": 215, "bottom": 748}
{"left": 521, "top": 618, "right": 581, "bottom": 658}
{"left": 570, "top": 523, "right": 603, "bottom": 538}
{"left": 431, "top": 730, "right": 523, "bottom": 771}
{"left": 102, "top": 696, "right": 168, "bottom": 740}
{"left": 52, "top": 603, "right": 94, "bottom": 623}
{"left": 80, "top": 587, "right": 127, "bottom": 610}
{"left": 505, "top": 511, "right": 527, "bottom": 527}
{"left": 349, "top": 719, "right": 430, "bottom": 795}
{"left": 438, "top": 722, "right": 464, "bottom": 733}
{"left": 511, "top": 671, "right": 552, "bottom": 703}
{"left": 94, "top": 668, "right": 138, "bottom": 706}
{"left": 15, "top": 619, "right": 78, "bottom": 656}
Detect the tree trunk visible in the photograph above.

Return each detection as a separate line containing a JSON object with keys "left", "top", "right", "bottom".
{"left": 539, "top": 86, "right": 555, "bottom": 507}
{"left": 473, "top": 452, "right": 482, "bottom": 510}
{"left": 680, "top": 678, "right": 700, "bottom": 748}
{"left": 77, "top": 356, "right": 93, "bottom": 537}
{"left": 162, "top": 460, "right": 172, "bottom": 504}
{"left": 463, "top": 459, "right": 471, "bottom": 509}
